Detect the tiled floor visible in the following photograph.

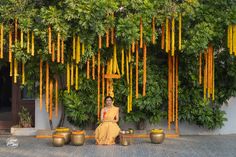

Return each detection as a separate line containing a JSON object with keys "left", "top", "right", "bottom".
{"left": 0, "top": 135, "right": 236, "bottom": 157}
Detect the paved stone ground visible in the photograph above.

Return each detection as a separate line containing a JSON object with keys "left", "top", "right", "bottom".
{"left": 0, "top": 135, "right": 236, "bottom": 157}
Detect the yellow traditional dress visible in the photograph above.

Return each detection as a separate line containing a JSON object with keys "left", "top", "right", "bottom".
{"left": 95, "top": 106, "right": 120, "bottom": 145}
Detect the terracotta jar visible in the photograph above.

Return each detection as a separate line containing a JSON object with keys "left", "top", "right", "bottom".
{"left": 71, "top": 130, "right": 85, "bottom": 146}
{"left": 54, "top": 127, "right": 71, "bottom": 144}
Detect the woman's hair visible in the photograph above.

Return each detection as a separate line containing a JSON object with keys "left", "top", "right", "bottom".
{"left": 104, "top": 96, "right": 113, "bottom": 101}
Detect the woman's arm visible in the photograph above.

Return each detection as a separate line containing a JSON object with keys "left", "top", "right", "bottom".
{"left": 114, "top": 108, "right": 119, "bottom": 123}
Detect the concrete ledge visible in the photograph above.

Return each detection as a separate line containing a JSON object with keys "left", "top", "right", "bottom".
{"left": 11, "top": 127, "right": 37, "bottom": 136}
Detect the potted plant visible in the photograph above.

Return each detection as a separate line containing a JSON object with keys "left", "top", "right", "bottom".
{"left": 18, "top": 107, "right": 32, "bottom": 128}
{"left": 11, "top": 107, "right": 36, "bottom": 136}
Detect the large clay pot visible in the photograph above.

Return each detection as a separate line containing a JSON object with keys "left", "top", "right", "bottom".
{"left": 71, "top": 130, "right": 85, "bottom": 146}
{"left": 52, "top": 134, "right": 65, "bottom": 147}
{"left": 150, "top": 130, "right": 165, "bottom": 144}
{"left": 54, "top": 127, "right": 71, "bottom": 144}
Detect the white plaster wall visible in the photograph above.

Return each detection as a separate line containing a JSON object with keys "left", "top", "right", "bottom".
{"left": 176, "top": 97, "right": 236, "bottom": 135}
{"left": 217, "top": 97, "right": 236, "bottom": 134}
{"left": 35, "top": 97, "right": 62, "bottom": 130}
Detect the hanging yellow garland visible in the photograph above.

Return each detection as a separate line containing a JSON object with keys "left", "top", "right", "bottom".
{"left": 126, "top": 51, "right": 129, "bottom": 84}
{"left": 203, "top": 50, "right": 207, "bottom": 100}
{"left": 57, "top": 33, "right": 60, "bottom": 62}
{"left": 14, "top": 19, "right": 18, "bottom": 83}
{"left": 97, "top": 49, "right": 101, "bottom": 120}
{"left": 116, "top": 58, "right": 120, "bottom": 75}
{"left": 106, "top": 30, "right": 109, "bottom": 48}
{"left": 49, "top": 79, "right": 53, "bottom": 120}
{"left": 129, "top": 63, "right": 133, "bottom": 112}
{"left": 167, "top": 53, "right": 172, "bottom": 130}
{"left": 140, "top": 17, "right": 143, "bottom": 48}
{"left": 55, "top": 78, "right": 58, "bottom": 118}
{"left": 52, "top": 42, "right": 55, "bottom": 62}
{"left": 0, "top": 23, "right": 3, "bottom": 58}
{"left": 175, "top": 56, "right": 179, "bottom": 132}
{"left": 82, "top": 43, "right": 85, "bottom": 56}
{"left": 102, "top": 64, "right": 105, "bottom": 108}
{"left": 71, "top": 62, "right": 74, "bottom": 86}
{"left": 233, "top": 25, "right": 236, "bottom": 55}
{"left": 228, "top": 25, "right": 233, "bottom": 55}
{"left": 178, "top": 13, "right": 182, "bottom": 51}
{"left": 111, "top": 13, "right": 114, "bottom": 45}
{"left": 136, "top": 41, "right": 139, "bottom": 99}
{"left": 22, "top": 63, "right": 25, "bottom": 85}
{"left": 10, "top": 62, "right": 12, "bottom": 77}
{"left": 20, "top": 29, "right": 23, "bottom": 48}
{"left": 171, "top": 17, "right": 175, "bottom": 56}
{"left": 92, "top": 55, "right": 95, "bottom": 80}
{"left": 67, "top": 63, "right": 70, "bottom": 93}
{"left": 127, "top": 91, "right": 130, "bottom": 113}
{"left": 61, "top": 38, "right": 64, "bottom": 64}
{"left": 113, "top": 42, "right": 117, "bottom": 73}
{"left": 142, "top": 43, "right": 147, "bottom": 96}
{"left": 132, "top": 40, "right": 135, "bottom": 53}
{"left": 207, "top": 44, "right": 214, "bottom": 98}
{"left": 168, "top": 20, "right": 171, "bottom": 52}
{"left": 161, "top": 23, "right": 165, "bottom": 50}
{"left": 165, "top": 18, "right": 169, "bottom": 53}
{"left": 87, "top": 60, "right": 90, "bottom": 79}
{"left": 13, "top": 58, "right": 18, "bottom": 83}
{"left": 207, "top": 45, "right": 211, "bottom": 98}
{"left": 98, "top": 35, "right": 102, "bottom": 49}
{"left": 75, "top": 64, "right": 79, "bottom": 90}
{"left": 152, "top": 17, "right": 156, "bottom": 44}
{"left": 48, "top": 26, "right": 51, "bottom": 54}
{"left": 46, "top": 62, "right": 49, "bottom": 112}
{"left": 121, "top": 48, "right": 124, "bottom": 76}
{"left": 31, "top": 31, "right": 34, "bottom": 56}
{"left": 172, "top": 56, "right": 175, "bottom": 122}
{"left": 212, "top": 55, "right": 215, "bottom": 100}
{"left": 9, "top": 29, "right": 12, "bottom": 63}
{"left": 128, "top": 47, "right": 131, "bottom": 63}
{"left": 199, "top": 53, "right": 202, "bottom": 85}
{"left": 39, "top": 58, "right": 43, "bottom": 111}
{"left": 76, "top": 36, "right": 80, "bottom": 64}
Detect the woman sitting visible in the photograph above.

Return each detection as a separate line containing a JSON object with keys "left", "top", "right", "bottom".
{"left": 95, "top": 96, "right": 120, "bottom": 145}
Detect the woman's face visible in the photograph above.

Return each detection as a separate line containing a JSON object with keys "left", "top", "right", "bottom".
{"left": 105, "top": 98, "right": 113, "bottom": 107}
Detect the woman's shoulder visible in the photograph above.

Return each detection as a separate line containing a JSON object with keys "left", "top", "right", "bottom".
{"left": 112, "top": 106, "right": 119, "bottom": 110}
